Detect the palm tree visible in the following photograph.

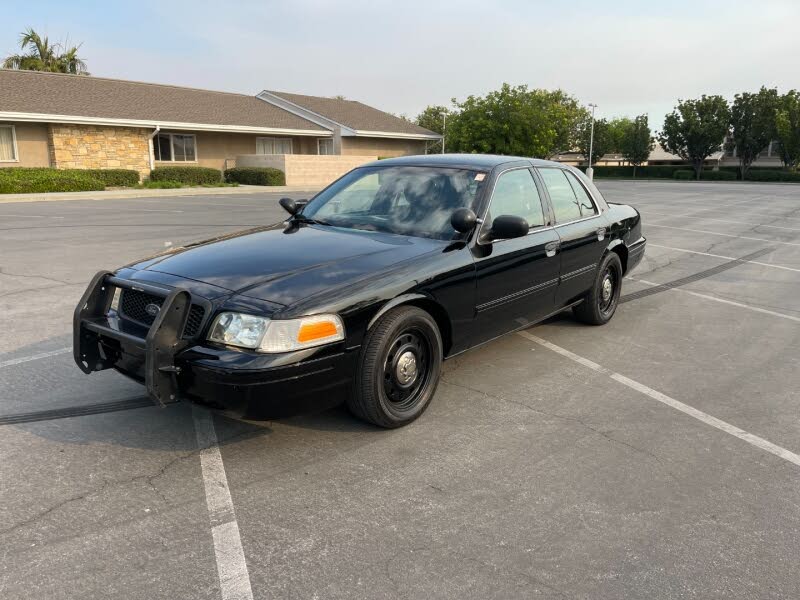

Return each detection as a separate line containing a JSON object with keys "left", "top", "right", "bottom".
{"left": 3, "top": 28, "right": 88, "bottom": 74}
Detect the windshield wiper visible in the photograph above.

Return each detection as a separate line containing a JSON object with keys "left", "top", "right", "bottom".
{"left": 291, "top": 215, "right": 331, "bottom": 226}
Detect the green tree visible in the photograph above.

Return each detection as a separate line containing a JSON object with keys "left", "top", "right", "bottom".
{"left": 606, "top": 117, "right": 633, "bottom": 153}
{"left": 445, "top": 84, "right": 587, "bottom": 158}
{"left": 728, "top": 87, "right": 779, "bottom": 178}
{"left": 619, "top": 115, "right": 655, "bottom": 177}
{"left": 658, "top": 95, "right": 730, "bottom": 180}
{"left": 576, "top": 117, "right": 634, "bottom": 165}
{"left": 775, "top": 90, "right": 800, "bottom": 170}
{"left": 415, "top": 105, "right": 449, "bottom": 153}
{"left": 577, "top": 117, "right": 612, "bottom": 165}
{"left": 2, "top": 28, "right": 88, "bottom": 74}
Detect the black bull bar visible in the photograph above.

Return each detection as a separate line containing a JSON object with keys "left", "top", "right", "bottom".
{"left": 73, "top": 271, "right": 194, "bottom": 407}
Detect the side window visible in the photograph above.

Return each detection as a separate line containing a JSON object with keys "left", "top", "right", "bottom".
{"left": 565, "top": 171, "right": 598, "bottom": 216}
{"left": 488, "top": 169, "right": 545, "bottom": 228}
{"left": 538, "top": 168, "right": 582, "bottom": 223}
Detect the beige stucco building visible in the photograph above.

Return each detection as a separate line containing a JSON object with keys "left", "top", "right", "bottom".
{"left": 0, "top": 70, "right": 440, "bottom": 181}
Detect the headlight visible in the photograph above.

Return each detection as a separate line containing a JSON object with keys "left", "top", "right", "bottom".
{"left": 208, "top": 312, "right": 344, "bottom": 353}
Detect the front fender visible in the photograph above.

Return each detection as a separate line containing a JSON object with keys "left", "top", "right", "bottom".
{"left": 366, "top": 293, "right": 430, "bottom": 330}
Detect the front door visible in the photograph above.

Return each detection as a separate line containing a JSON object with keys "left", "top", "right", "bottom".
{"left": 536, "top": 167, "right": 608, "bottom": 307}
{"left": 471, "top": 167, "right": 561, "bottom": 345}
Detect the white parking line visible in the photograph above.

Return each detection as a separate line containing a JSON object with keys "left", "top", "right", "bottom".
{"left": 0, "top": 347, "right": 71, "bottom": 369}
{"left": 644, "top": 211, "right": 800, "bottom": 232}
{"left": 647, "top": 243, "right": 800, "bottom": 273}
{"left": 643, "top": 204, "right": 800, "bottom": 223}
{"left": 630, "top": 278, "right": 800, "bottom": 323}
{"left": 647, "top": 223, "right": 800, "bottom": 247}
{"left": 517, "top": 331, "right": 800, "bottom": 468}
{"left": 193, "top": 406, "right": 254, "bottom": 600}
{"left": 0, "top": 213, "right": 65, "bottom": 219}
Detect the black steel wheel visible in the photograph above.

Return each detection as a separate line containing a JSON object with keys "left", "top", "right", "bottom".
{"left": 573, "top": 252, "right": 623, "bottom": 325}
{"left": 348, "top": 306, "right": 442, "bottom": 428}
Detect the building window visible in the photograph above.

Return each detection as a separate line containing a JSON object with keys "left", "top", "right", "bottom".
{"left": 0, "top": 125, "right": 18, "bottom": 162}
{"left": 256, "top": 137, "right": 293, "bottom": 154}
{"left": 317, "top": 138, "right": 335, "bottom": 155}
{"left": 153, "top": 133, "right": 197, "bottom": 162}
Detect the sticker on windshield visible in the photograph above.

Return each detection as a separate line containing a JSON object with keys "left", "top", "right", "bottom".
{"left": 474, "top": 173, "right": 486, "bottom": 181}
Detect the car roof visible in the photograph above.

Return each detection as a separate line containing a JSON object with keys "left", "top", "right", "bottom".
{"left": 362, "top": 153, "right": 565, "bottom": 170}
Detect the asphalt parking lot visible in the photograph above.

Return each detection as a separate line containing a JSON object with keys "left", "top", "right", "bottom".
{"left": 1, "top": 181, "right": 799, "bottom": 599}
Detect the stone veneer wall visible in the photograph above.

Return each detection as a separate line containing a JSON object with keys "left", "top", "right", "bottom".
{"left": 235, "top": 154, "right": 377, "bottom": 186}
{"left": 47, "top": 124, "right": 151, "bottom": 179}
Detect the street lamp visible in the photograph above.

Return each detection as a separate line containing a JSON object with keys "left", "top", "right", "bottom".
{"left": 587, "top": 103, "right": 598, "bottom": 180}
{"left": 442, "top": 111, "right": 446, "bottom": 154}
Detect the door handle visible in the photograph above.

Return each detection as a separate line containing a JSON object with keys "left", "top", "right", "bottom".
{"left": 545, "top": 241, "right": 559, "bottom": 258}
{"left": 597, "top": 228, "right": 606, "bottom": 241}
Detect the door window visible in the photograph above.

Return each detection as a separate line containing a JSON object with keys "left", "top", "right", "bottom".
{"left": 565, "top": 171, "right": 598, "bottom": 216}
{"left": 487, "top": 169, "right": 545, "bottom": 228}
{"left": 538, "top": 168, "right": 582, "bottom": 223}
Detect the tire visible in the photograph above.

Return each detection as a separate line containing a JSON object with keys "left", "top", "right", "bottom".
{"left": 347, "top": 306, "right": 443, "bottom": 428}
{"left": 573, "top": 252, "right": 623, "bottom": 326}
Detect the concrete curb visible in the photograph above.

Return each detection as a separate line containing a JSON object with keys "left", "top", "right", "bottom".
{"left": 0, "top": 185, "right": 319, "bottom": 204}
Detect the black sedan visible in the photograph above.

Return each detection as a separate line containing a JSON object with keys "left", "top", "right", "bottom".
{"left": 74, "top": 155, "right": 645, "bottom": 428}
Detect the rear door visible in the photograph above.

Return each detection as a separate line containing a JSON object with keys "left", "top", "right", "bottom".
{"left": 471, "top": 167, "right": 560, "bottom": 344}
{"left": 536, "top": 167, "right": 608, "bottom": 307}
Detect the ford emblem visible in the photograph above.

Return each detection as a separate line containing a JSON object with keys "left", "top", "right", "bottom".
{"left": 145, "top": 303, "right": 161, "bottom": 317}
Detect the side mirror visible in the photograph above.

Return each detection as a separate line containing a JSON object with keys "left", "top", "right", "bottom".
{"left": 279, "top": 197, "right": 298, "bottom": 215}
{"left": 483, "top": 215, "right": 529, "bottom": 242}
{"left": 451, "top": 208, "right": 477, "bottom": 233}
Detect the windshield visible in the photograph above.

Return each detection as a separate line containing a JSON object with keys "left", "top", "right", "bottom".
{"left": 302, "top": 165, "right": 486, "bottom": 240}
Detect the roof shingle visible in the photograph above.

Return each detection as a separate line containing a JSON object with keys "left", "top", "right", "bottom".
{"left": 0, "top": 70, "right": 325, "bottom": 132}
{"left": 266, "top": 90, "right": 439, "bottom": 136}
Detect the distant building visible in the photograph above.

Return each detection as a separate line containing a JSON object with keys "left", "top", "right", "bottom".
{"left": 0, "top": 69, "right": 440, "bottom": 182}
{"left": 555, "top": 138, "right": 783, "bottom": 169}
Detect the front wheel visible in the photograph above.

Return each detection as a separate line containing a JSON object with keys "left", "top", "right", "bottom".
{"left": 573, "top": 252, "right": 623, "bottom": 325}
{"left": 347, "top": 306, "right": 443, "bottom": 428}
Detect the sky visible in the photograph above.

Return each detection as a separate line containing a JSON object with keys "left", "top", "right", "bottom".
{"left": 2, "top": 0, "right": 799, "bottom": 128}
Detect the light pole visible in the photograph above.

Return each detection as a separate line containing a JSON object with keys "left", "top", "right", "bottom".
{"left": 587, "top": 103, "right": 597, "bottom": 180}
{"left": 442, "top": 111, "right": 446, "bottom": 154}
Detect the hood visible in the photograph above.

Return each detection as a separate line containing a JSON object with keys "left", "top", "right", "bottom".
{"left": 131, "top": 224, "right": 445, "bottom": 307}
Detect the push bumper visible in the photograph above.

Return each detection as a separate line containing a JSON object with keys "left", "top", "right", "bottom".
{"left": 73, "top": 271, "right": 356, "bottom": 419}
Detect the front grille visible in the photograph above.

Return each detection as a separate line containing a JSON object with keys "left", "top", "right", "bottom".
{"left": 119, "top": 289, "right": 206, "bottom": 338}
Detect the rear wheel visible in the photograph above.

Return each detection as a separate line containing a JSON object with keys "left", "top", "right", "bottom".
{"left": 573, "top": 252, "right": 623, "bottom": 325}
{"left": 348, "top": 306, "right": 442, "bottom": 428}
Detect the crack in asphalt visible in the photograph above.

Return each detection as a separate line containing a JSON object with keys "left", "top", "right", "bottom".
{"left": 439, "top": 378, "right": 679, "bottom": 483}
{"left": 0, "top": 282, "right": 80, "bottom": 299}
{"left": 0, "top": 266, "right": 74, "bottom": 286}
{"left": 0, "top": 396, "right": 155, "bottom": 426}
{"left": 0, "top": 424, "right": 260, "bottom": 540}
{"left": 620, "top": 246, "right": 776, "bottom": 304}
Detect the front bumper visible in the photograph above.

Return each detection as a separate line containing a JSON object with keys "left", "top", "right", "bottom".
{"left": 73, "top": 271, "right": 356, "bottom": 419}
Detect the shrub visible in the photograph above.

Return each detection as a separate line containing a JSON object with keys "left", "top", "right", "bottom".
{"left": 578, "top": 165, "right": 705, "bottom": 179}
{"left": 224, "top": 167, "right": 285, "bottom": 186}
{"left": 141, "top": 180, "right": 184, "bottom": 189}
{"left": 700, "top": 170, "right": 736, "bottom": 181}
{"left": 150, "top": 166, "right": 222, "bottom": 185}
{"left": 746, "top": 169, "right": 800, "bottom": 182}
{"left": 0, "top": 168, "right": 104, "bottom": 194}
{"left": 83, "top": 169, "right": 140, "bottom": 187}
{"left": 673, "top": 170, "right": 695, "bottom": 180}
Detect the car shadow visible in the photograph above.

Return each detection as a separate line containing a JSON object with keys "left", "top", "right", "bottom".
{"left": 2, "top": 335, "right": 271, "bottom": 451}
{"left": 1, "top": 311, "right": 579, "bottom": 450}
